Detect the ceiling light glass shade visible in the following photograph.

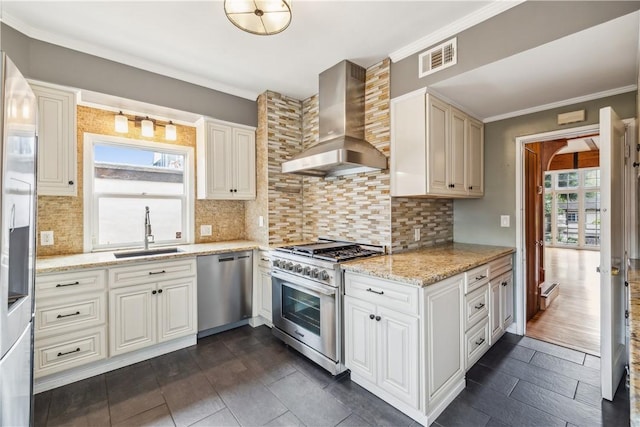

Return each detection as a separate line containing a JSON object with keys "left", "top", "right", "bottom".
{"left": 224, "top": 0, "right": 292, "bottom": 36}
{"left": 21, "top": 98, "right": 31, "bottom": 119}
{"left": 141, "top": 118, "right": 154, "bottom": 137}
{"left": 8, "top": 98, "right": 17, "bottom": 119}
{"left": 115, "top": 112, "right": 129, "bottom": 133}
{"left": 165, "top": 121, "right": 177, "bottom": 141}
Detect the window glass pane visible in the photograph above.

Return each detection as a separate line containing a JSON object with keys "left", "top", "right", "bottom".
{"left": 584, "top": 191, "right": 600, "bottom": 246}
{"left": 97, "top": 198, "right": 183, "bottom": 246}
{"left": 556, "top": 172, "right": 579, "bottom": 189}
{"left": 555, "top": 193, "right": 579, "bottom": 245}
{"left": 584, "top": 169, "right": 600, "bottom": 188}
{"left": 544, "top": 174, "right": 552, "bottom": 189}
{"left": 544, "top": 193, "right": 553, "bottom": 243}
{"left": 94, "top": 144, "right": 184, "bottom": 195}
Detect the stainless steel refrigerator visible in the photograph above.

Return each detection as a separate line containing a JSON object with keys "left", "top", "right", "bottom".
{"left": 0, "top": 54, "right": 38, "bottom": 426}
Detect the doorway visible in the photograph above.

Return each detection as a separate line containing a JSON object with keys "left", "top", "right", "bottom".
{"left": 524, "top": 139, "right": 601, "bottom": 355}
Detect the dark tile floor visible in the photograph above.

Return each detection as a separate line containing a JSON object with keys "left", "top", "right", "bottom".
{"left": 34, "top": 326, "right": 630, "bottom": 427}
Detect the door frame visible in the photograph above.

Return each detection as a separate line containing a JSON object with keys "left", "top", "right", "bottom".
{"left": 514, "top": 119, "right": 635, "bottom": 336}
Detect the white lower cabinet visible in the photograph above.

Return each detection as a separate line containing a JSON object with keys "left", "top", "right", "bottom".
{"left": 257, "top": 267, "right": 272, "bottom": 322}
{"left": 489, "top": 258, "right": 514, "bottom": 345}
{"left": 109, "top": 262, "right": 197, "bottom": 357}
{"left": 344, "top": 272, "right": 463, "bottom": 425}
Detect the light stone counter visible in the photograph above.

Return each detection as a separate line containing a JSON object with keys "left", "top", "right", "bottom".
{"left": 36, "top": 240, "right": 266, "bottom": 274}
{"left": 341, "top": 242, "right": 515, "bottom": 287}
{"left": 628, "top": 259, "right": 640, "bottom": 426}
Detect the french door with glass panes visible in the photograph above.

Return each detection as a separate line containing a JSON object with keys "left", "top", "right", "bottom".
{"left": 544, "top": 168, "right": 600, "bottom": 249}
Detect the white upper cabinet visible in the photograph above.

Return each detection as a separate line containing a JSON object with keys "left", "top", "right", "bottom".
{"left": 31, "top": 83, "right": 77, "bottom": 196}
{"left": 391, "top": 89, "right": 484, "bottom": 198}
{"left": 196, "top": 118, "right": 256, "bottom": 200}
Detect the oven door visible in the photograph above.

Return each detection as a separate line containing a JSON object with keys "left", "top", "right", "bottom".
{"left": 272, "top": 270, "right": 337, "bottom": 361}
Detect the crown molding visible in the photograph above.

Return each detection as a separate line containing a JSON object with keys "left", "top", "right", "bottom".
{"left": 483, "top": 85, "right": 638, "bottom": 123}
{"left": 389, "top": 0, "right": 525, "bottom": 63}
{"left": 1, "top": 12, "right": 259, "bottom": 101}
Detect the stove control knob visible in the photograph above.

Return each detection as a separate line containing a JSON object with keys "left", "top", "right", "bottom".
{"left": 319, "top": 270, "right": 330, "bottom": 281}
{"left": 311, "top": 268, "right": 319, "bottom": 278}
{"left": 273, "top": 260, "right": 280, "bottom": 268}
{"left": 302, "top": 266, "right": 311, "bottom": 276}
{"left": 294, "top": 264, "right": 303, "bottom": 273}
{"left": 286, "top": 262, "right": 294, "bottom": 271}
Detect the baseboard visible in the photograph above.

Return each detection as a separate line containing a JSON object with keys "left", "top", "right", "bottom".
{"left": 248, "top": 316, "right": 272, "bottom": 328}
{"left": 427, "top": 378, "right": 466, "bottom": 422}
{"left": 34, "top": 335, "right": 196, "bottom": 393}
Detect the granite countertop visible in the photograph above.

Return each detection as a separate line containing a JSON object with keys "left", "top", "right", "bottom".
{"left": 628, "top": 259, "right": 640, "bottom": 426}
{"left": 341, "top": 242, "right": 516, "bottom": 287}
{"left": 36, "top": 240, "right": 266, "bottom": 274}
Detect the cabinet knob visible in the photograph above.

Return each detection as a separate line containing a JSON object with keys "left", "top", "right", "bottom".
{"left": 152, "top": 290, "right": 157, "bottom": 295}
{"left": 502, "top": 281, "right": 507, "bottom": 287}
{"left": 234, "top": 189, "right": 238, "bottom": 193}
{"left": 375, "top": 316, "right": 381, "bottom": 322}
{"left": 468, "top": 186, "right": 473, "bottom": 190}
{"left": 158, "top": 289, "right": 163, "bottom": 294}
{"left": 229, "top": 189, "right": 233, "bottom": 193}
{"left": 68, "top": 180, "right": 74, "bottom": 185}
{"left": 369, "top": 314, "right": 375, "bottom": 320}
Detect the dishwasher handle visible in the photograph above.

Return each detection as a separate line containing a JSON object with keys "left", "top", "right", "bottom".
{"left": 218, "top": 257, "right": 235, "bottom": 262}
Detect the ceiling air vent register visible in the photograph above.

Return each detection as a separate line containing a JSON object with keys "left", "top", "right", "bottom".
{"left": 418, "top": 37, "right": 457, "bottom": 78}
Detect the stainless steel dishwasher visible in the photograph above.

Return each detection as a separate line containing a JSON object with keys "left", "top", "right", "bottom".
{"left": 197, "top": 251, "right": 253, "bottom": 337}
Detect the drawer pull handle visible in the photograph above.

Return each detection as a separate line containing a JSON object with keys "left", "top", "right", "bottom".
{"left": 475, "top": 275, "right": 487, "bottom": 280}
{"left": 57, "top": 347, "right": 80, "bottom": 357}
{"left": 261, "top": 258, "right": 270, "bottom": 262}
{"left": 57, "top": 311, "right": 80, "bottom": 319}
{"left": 474, "top": 303, "right": 485, "bottom": 310}
{"left": 56, "top": 281, "right": 80, "bottom": 288}
{"left": 294, "top": 330, "right": 305, "bottom": 338}
{"left": 475, "top": 337, "right": 485, "bottom": 346}
{"left": 366, "top": 288, "right": 384, "bottom": 295}
{"left": 148, "top": 270, "right": 166, "bottom": 275}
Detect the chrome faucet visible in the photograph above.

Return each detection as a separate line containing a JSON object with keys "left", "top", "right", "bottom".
{"left": 144, "top": 206, "right": 154, "bottom": 250}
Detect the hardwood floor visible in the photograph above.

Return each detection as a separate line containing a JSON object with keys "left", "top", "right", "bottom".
{"left": 526, "top": 247, "right": 600, "bottom": 356}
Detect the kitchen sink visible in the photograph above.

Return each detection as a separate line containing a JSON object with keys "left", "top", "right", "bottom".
{"left": 113, "top": 247, "right": 182, "bottom": 259}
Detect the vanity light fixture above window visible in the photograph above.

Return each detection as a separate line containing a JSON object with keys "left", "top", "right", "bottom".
{"left": 114, "top": 111, "right": 177, "bottom": 141}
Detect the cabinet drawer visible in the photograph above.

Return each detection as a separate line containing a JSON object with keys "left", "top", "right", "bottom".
{"left": 465, "top": 318, "right": 490, "bottom": 370}
{"left": 36, "top": 293, "right": 106, "bottom": 336}
{"left": 345, "top": 273, "right": 419, "bottom": 316}
{"left": 34, "top": 326, "right": 106, "bottom": 378}
{"left": 490, "top": 255, "right": 513, "bottom": 279}
{"left": 110, "top": 258, "right": 196, "bottom": 288}
{"left": 464, "top": 284, "right": 489, "bottom": 331}
{"left": 36, "top": 269, "right": 106, "bottom": 299}
{"left": 465, "top": 264, "right": 490, "bottom": 294}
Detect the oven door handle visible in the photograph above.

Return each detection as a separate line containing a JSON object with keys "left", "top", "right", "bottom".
{"left": 272, "top": 271, "right": 337, "bottom": 296}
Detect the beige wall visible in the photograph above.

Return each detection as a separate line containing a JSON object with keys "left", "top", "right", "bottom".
{"left": 37, "top": 105, "right": 245, "bottom": 257}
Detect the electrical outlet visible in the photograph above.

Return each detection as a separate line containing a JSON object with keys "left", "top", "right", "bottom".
{"left": 500, "top": 215, "right": 510, "bottom": 228}
{"left": 414, "top": 228, "right": 421, "bottom": 241}
{"left": 200, "top": 225, "right": 212, "bottom": 236}
{"left": 41, "top": 231, "right": 54, "bottom": 246}
{"left": 259, "top": 216, "right": 264, "bottom": 227}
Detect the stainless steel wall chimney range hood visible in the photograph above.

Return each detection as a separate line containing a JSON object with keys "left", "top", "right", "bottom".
{"left": 281, "top": 60, "right": 388, "bottom": 177}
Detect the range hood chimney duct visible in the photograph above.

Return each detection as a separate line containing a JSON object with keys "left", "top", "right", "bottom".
{"left": 281, "top": 60, "right": 387, "bottom": 177}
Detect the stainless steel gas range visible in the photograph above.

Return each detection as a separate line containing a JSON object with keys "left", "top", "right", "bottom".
{"left": 271, "top": 240, "right": 383, "bottom": 375}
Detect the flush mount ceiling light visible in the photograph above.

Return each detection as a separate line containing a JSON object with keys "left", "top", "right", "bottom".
{"left": 224, "top": 0, "right": 292, "bottom": 36}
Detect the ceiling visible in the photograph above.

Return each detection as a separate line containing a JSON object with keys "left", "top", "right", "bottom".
{"left": 0, "top": 0, "right": 497, "bottom": 101}
{"left": 431, "top": 11, "right": 639, "bottom": 122}
{"left": 1, "top": 2, "right": 637, "bottom": 124}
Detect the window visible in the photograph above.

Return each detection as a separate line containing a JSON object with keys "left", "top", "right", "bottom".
{"left": 584, "top": 170, "right": 600, "bottom": 188}
{"left": 84, "top": 134, "right": 194, "bottom": 251}
{"left": 556, "top": 172, "right": 579, "bottom": 189}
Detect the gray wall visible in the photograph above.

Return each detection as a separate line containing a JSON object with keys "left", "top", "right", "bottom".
{"left": 453, "top": 91, "right": 637, "bottom": 247}
{"left": 1, "top": 24, "right": 257, "bottom": 127}
{"left": 391, "top": 1, "right": 640, "bottom": 99}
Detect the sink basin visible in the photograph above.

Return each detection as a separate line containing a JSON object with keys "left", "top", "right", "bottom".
{"left": 114, "top": 247, "right": 182, "bottom": 259}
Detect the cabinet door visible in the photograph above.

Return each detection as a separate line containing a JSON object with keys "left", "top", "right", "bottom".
{"left": 425, "top": 275, "right": 464, "bottom": 403}
{"left": 377, "top": 306, "right": 419, "bottom": 407}
{"left": 501, "top": 272, "right": 514, "bottom": 329}
{"left": 449, "top": 107, "right": 467, "bottom": 196}
{"left": 31, "top": 84, "right": 76, "bottom": 196}
{"left": 158, "top": 278, "right": 196, "bottom": 342}
{"left": 467, "top": 118, "right": 484, "bottom": 196}
{"left": 344, "top": 296, "right": 377, "bottom": 384}
{"left": 207, "top": 123, "right": 233, "bottom": 198}
{"left": 110, "top": 283, "right": 156, "bottom": 356}
{"left": 233, "top": 128, "right": 256, "bottom": 199}
{"left": 259, "top": 268, "right": 272, "bottom": 321}
{"left": 426, "top": 95, "right": 449, "bottom": 195}
{"left": 489, "top": 281, "right": 504, "bottom": 344}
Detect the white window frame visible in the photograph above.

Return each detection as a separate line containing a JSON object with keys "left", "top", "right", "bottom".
{"left": 544, "top": 167, "right": 600, "bottom": 250}
{"left": 83, "top": 133, "right": 195, "bottom": 252}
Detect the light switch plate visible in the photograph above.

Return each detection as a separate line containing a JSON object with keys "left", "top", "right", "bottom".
{"left": 201, "top": 225, "right": 212, "bottom": 236}
{"left": 41, "top": 231, "right": 54, "bottom": 246}
{"left": 259, "top": 216, "right": 264, "bottom": 227}
{"left": 500, "top": 215, "right": 510, "bottom": 228}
